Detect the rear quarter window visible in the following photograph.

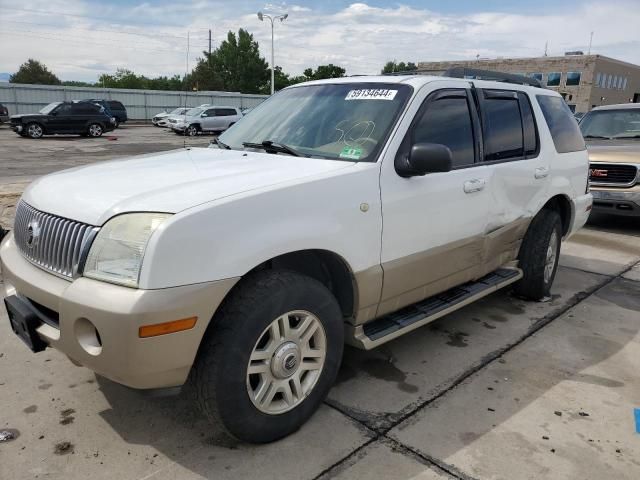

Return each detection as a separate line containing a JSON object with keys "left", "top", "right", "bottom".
{"left": 536, "top": 95, "right": 585, "bottom": 153}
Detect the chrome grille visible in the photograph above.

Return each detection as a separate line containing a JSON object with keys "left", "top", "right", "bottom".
{"left": 14, "top": 201, "right": 98, "bottom": 279}
{"left": 589, "top": 163, "right": 639, "bottom": 187}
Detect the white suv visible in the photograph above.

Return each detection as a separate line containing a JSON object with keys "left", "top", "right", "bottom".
{"left": 168, "top": 105, "right": 242, "bottom": 136}
{"left": 1, "top": 73, "right": 592, "bottom": 443}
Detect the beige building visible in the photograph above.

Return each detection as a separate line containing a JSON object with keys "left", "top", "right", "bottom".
{"left": 417, "top": 54, "right": 640, "bottom": 114}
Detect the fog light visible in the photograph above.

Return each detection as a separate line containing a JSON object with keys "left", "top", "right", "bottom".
{"left": 75, "top": 318, "right": 102, "bottom": 356}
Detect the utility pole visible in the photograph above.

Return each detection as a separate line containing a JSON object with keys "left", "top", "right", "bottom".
{"left": 588, "top": 31, "right": 594, "bottom": 55}
{"left": 209, "top": 29, "right": 212, "bottom": 57}
{"left": 544, "top": 41, "right": 548, "bottom": 57}
{"left": 257, "top": 11, "right": 289, "bottom": 95}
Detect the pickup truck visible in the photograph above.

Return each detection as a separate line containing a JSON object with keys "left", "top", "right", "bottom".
{"left": 1, "top": 72, "right": 592, "bottom": 443}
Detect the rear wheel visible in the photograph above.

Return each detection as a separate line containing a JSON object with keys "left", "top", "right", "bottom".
{"left": 26, "top": 122, "right": 44, "bottom": 139}
{"left": 87, "top": 123, "right": 103, "bottom": 137}
{"left": 190, "top": 270, "right": 344, "bottom": 443}
{"left": 514, "top": 209, "right": 562, "bottom": 300}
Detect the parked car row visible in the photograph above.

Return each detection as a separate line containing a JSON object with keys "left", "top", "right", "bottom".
{"left": 152, "top": 104, "right": 243, "bottom": 136}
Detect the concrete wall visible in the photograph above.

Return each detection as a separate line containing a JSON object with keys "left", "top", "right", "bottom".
{"left": 417, "top": 55, "right": 640, "bottom": 113}
{"left": 0, "top": 83, "right": 268, "bottom": 120}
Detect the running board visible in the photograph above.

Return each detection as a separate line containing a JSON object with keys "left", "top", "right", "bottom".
{"left": 347, "top": 267, "right": 523, "bottom": 350}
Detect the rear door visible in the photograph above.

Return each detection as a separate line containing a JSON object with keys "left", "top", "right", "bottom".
{"left": 379, "top": 87, "right": 492, "bottom": 316}
{"left": 476, "top": 88, "right": 548, "bottom": 272}
{"left": 70, "top": 103, "right": 101, "bottom": 132}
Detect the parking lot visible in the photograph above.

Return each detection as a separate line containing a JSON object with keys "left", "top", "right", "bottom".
{"left": 1, "top": 125, "right": 639, "bottom": 480}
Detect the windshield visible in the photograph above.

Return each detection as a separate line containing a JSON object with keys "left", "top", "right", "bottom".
{"left": 186, "top": 107, "right": 204, "bottom": 116}
{"left": 169, "top": 107, "right": 187, "bottom": 115}
{"left": 39, "top": 102, "right": 61, "bottom": 114}
{"left": 580, "top": 109, "right": 640, "bottom": 139}
{"left": 219, "top": 83, "right": 412, "bottom": 161}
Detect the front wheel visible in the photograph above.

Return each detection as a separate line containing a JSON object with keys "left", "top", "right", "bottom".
{"left": 87, "top": 123, "right": 103, "bottom": 137}
{"left": 514, "top": 208, "right": 562, "bottom": 300}
{"left": 190, "top": 270, "right": 344, "bottom": 443}
{"left": 186, "top": 125, "right": 199, "bottom": 136}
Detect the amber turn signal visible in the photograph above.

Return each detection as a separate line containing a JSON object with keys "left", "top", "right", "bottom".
{"left": 139, "top": 317, "right": 197, "bottom": 338}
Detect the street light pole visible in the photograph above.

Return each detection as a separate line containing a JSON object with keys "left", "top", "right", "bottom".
{"left": 257, "top": 11, "right": 288, "bottom": 95}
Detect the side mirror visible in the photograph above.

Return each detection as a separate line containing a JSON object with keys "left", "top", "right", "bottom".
{"left": 50, "top": 111, "right": 58, "bottom": 116}
{"left": 395, "top": 143, "right": 453, "bottom": 177}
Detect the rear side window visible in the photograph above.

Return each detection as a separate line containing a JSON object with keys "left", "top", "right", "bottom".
{"left": 216, "top": 108, "right": 238, "bottom": 116}
{"left": 73, "top": 103, "right": 100, "bottom": 114}
{"left": 412, "top": 92, "right": 475, "bottom": 168}
{"left": 108, "top": 101, "right": 124, "bottom": 110}
{"left": 536, "top": 95, "right": 586, "bottom": 153}
{"left": 480, "top": 90, "right": 523, "bottom": 161}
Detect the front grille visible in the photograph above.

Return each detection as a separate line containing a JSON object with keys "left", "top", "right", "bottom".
{"left": 169, "top": 118, "right": 177, "bottom": 123}
{"left": 589, "top": 163, "right": 638, "bottom": 186}
{"left": 14, "top": 201, "right": 98, "bottom": 279}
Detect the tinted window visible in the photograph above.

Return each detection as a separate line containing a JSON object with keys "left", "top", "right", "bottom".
{"left": 54, "top": 104, "right": 73, "bottom": 115}
{"left": 412, "top": 93, "right": 475, "bottom": 168}
{"left": 108, "top": 101, "right": 124, "bottom": 110}
{"left": 518, "top": 92, "right": 538, "bottom": 156}
{"left": 202, "top": 108, "right": 216, "bottom": 117}
{"left": 481, "top": 91, "right": 523, "bottom": 161}
{"left": 216, "top": 108, "right": 237, "bottom": 116}
{"left": 536, "top": 95, "right": 586, "bottom": 153}
{"left": 72, "top": 103, "right": 100, "bottom": 114}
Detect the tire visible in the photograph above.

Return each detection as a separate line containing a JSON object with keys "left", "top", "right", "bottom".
{"left": 87, "top": 123, "right": 103, "bottom": 137}
{"left": 190, "top": 270, "right": 344, "bottom": 443}
{"left": 186, "top": 124, "right": 199, "bottom": 136}
{"left": 514, "top": 208, "right": 562, "bottom": 300}
{"left": 25, "top": 122, "right": 44, "bottom": 139}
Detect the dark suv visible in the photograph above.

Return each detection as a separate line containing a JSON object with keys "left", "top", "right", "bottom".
{"left": 10, "top": 101, "right": 116, "bottom": 139}
{"left": 81, "top": 99, "right": 128, "bottom": 127}
{"left": 0, "top": 103, "right": 9, "bottom": 123}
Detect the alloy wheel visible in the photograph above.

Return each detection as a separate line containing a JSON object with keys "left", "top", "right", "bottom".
{"left": 544, "top": 230, "right": 558, "bottom": 284}
{"left": 246, "top": 310, "right": 326, "bottom": 415}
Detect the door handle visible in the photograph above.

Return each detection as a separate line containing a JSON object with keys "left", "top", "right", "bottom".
{"left": 535, "top": 166, "right": 550, "bottom": 179}
{"left": 463, "top": 179, "right": 486, "bottom": 193}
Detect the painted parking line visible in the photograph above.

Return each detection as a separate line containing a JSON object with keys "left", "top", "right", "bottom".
{"left": 635, "top": 409, "right": 640, "bottom": 434}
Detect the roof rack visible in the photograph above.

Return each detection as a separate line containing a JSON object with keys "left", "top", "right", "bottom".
{"left": 443, "top": 67, "right": 543, "bottom": 88}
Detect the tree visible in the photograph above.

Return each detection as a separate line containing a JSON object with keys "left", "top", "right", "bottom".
{"left": 10, "top": 59, "right": 61, "bottom": 85}
{"left": 381, "top": 61, "right": 418, "bottom": 74}
{"left": 302, "top": 64, "right": 346, "bottom": 81}
{"left": 209, "top": 29, "right": 270, "bottom": 93}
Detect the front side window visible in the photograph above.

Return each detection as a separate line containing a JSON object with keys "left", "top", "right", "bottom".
{"left": 412, "top": 91, "right": 475, "bottom": 168}
{"left": 536, "top": 95, "right": 585, "bottom": 153}
{"left": 547, "top": 72, "right": 561, "bottom": 87}
{"left": 219, "top": 83, "right": 412, "bottom": 162}
{"left": 186, "top": 108, "right": 204, "bottom": 117}
{"left": 566, "top": 72, "right": 581, "bottom": 86}
{"left": 580, "top": 109, "right": 640, "bottom": 139}
{"left": 202, "top": 109, "right": 216, "bottom": 117}
{"left": 481, "top": 91, "right": 524, "bottom": 161}
{"left": 53, "top": 104, "right": 73, "bottom": 115}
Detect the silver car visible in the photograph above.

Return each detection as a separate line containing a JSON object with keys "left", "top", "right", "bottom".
{"left": 168, "top": 106, "right": 242, "bottom": 136}
{"left": 152, "top": 107, "right": 191, "bottom": 127}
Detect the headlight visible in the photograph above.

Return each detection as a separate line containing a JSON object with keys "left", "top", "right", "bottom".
{"left": 83, "top": 213, "right": 171, "bottom": 288}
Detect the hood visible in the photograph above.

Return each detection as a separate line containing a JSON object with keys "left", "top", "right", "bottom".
{"left": 23, "top": 147, "right": 354, "bottom": 225}
{"left": 10, "top": 113, "right": 47, "bottom": 120}
{"left": 154, "top": 112, "right": 170, "bottom": 118}
{"left": 587, "top": 143, "right": 640, "bottom": 164}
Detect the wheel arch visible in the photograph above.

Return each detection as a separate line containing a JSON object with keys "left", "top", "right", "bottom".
{"left": 541, "top": 194, "right": 572, "bottom": 237}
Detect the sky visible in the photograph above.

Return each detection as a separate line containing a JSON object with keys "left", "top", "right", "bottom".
{"left": 1, "top": 0, "right": 639, "bottom": 82}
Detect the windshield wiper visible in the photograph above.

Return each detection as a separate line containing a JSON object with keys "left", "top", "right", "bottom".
{"left": 212, "top": 137, "right": 231, "bottom": 149}
{"left": 584, "top": 135, "right": 612, "bottom": 139}
{"left": 242, "top": 140, "right": 304, "bottom": 157}
{"left": 611, "top": 134, "right": 640, "bottom": 139}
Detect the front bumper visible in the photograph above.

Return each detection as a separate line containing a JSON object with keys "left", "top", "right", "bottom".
{"left": 1, "top": 233, "right": 238, "bottom": 389}
{"left": 11, "top": 124, "right": 23, "bottom": 133}
{"left": 590, "top": 187, "right": 640, "bottom": 217}
{"left": 169, "top": 123, "right": 186, "bottom": 132}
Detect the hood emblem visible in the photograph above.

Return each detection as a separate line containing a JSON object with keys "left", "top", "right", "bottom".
{"left": 590, "top": 169, "right": 608, "bottom": 178}
{"left": 26, "top": 220, "right": 41, "bottom": 249}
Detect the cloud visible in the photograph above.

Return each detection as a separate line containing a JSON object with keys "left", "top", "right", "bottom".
{"left": 0, "top": 0, "right": 638, "bottom": 82}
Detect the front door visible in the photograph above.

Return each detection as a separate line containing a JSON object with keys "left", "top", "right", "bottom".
{"left": 200, "top": 108, "right": 218, "bottom": 131}
{"left": 378, "top": 87, "right": 491, "bottom": 317}
{"left": 48, "top": 103, "right": 73, "bottom": 133}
